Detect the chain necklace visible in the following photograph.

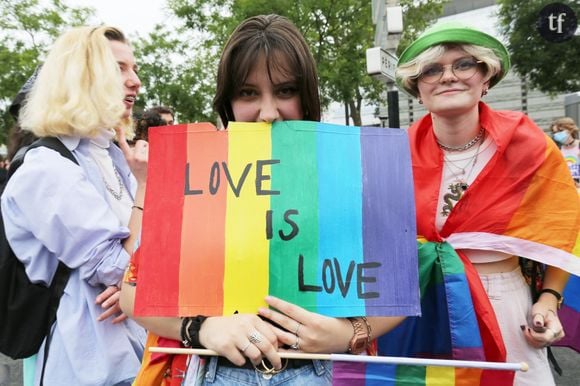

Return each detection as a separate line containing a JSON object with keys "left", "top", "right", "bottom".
{"left": 437, "top": 127, "right": 485, "bottom": 152}
{"left": 91, "top": 154, "right": 124, "bottom": 201}
{"left": 102, "top": 166, "right": 124, "bottom": 201}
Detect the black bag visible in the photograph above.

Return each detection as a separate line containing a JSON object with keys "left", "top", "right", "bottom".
{"left": 0, "top": 137, "right": 77, "bottom": 359}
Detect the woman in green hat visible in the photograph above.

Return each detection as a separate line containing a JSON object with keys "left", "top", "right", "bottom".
{"left": 396, "top": 22, "right": 579, "bottom": 385}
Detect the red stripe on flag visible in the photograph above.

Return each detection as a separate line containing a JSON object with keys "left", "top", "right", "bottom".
{"left": 456, "top": 251, "right": 515, "bottom": 385}
{"left": 136, "top": 124, "right": 188, "bottom": 315}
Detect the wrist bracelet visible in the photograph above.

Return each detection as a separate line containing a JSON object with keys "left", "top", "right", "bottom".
{"left": 539, "top": 288, "right": 563, "bottom": 309}
{"left": 132, "top": 205, "right": 144, "bottom": 211}
{"left": 180, "top": 315, "right": 208, "bottom": 348}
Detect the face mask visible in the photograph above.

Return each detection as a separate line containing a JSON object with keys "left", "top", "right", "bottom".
{"left": 553, "top": 131, "right": 570, "bottom": 144}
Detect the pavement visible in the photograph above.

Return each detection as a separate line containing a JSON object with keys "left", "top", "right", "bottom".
{"left": 1, "top": 347, "right": 578, "bottom": 385}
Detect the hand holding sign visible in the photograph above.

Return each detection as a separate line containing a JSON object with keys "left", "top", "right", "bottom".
{"left": 199, "top": 313, "right": 281, "bottom": 368}
{"left": 259, "top": 295, "right": 353, "bottom": 353}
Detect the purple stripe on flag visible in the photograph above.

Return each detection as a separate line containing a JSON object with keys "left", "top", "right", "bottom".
{"left": 360, "top": 127, "right": 419, "bottom": 316}
{"left": 555, "top": 275, "right": 580, "bottom": 352}
{"left": 332, "top": 361, "right": 368, "bottom": 386}
{"left": 554, "top": 305, "right": 580, "bottom": 351}
{"left": 452, "top": 347, "right": 487, "bottom": 361}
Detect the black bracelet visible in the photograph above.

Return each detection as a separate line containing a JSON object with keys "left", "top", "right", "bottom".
{"left": 180, "top": 315, "right": 207, "bottom": 348}
{"left": 539, "top": 288, "right": 562, "bottom": 301}
{"left": 179, "top": 318, "right": 192, "bottom": 347}
{"left": 132, "top": 205, "right": 144, "bottom": 211}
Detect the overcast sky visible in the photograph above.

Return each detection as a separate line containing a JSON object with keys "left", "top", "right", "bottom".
{"left": 67, "top": 0, "right": 176, "bottom": 37}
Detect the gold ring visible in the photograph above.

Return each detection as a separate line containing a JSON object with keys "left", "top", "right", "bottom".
{"left": 253, "top": 358, "right": 288, "bottom": 374}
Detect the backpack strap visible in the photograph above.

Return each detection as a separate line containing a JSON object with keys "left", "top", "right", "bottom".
{"left": 8, "top": 136, "right": 78, "bottom": 178}
{"left": 8, "top": 137, "right": 77, "bottom": 385}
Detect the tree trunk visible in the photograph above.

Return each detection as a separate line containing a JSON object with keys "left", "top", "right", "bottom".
{"left": 348, "top": 98, "right": 362, "bottom": 127}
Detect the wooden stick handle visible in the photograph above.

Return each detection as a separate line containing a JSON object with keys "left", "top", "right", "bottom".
{"left": 149, "top": 347, "right": 528, "bottom": 372}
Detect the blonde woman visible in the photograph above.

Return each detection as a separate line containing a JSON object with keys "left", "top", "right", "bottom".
{"left": 396, "top": 22, "right": 579, "bottom": 385}
{"left": 1, "top": 26, "right": 148, "bottom": 385}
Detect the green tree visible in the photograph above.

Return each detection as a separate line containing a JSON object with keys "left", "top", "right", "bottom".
{"left": 168, "top": 0, "right": 448, "bottom": 126}
{"left": 497, "top": 0, "right": 580, "bottom": 94}
{"left": 171, "top": 0, "right": 380, "bottom": 125}
{"left": 0, "top": 0, "right": 93, "bottom": 141}
{"left": 132, "top": 25, "right": 217, "bottom": 123}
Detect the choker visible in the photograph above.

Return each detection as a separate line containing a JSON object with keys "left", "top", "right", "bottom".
{"left": 437, "top": 127, "right": 485, "bottom": 152}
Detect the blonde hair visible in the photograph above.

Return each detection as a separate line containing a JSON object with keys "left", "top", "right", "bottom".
{"left": 550, "top": 117, "right": 579, "bottom": 137}
{"left": 396, "top": 43, "right": 503, "bottom": 98}
{"left": 19, "top": 26, "right": 134, "bottom": 138}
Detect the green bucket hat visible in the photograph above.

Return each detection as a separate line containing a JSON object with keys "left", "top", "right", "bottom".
{"left": 398, "top": 21, "right": 510, "bottom": 89}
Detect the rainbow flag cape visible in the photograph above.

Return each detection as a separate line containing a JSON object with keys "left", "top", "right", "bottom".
{"left": 365, "top": 241, "right": 513, "bottom": 385}
{"left": 410, "top": 103, "right": 580, "bottom": 353}
{"left": 411, "top": 103, "right": 580, "bottom": 274}
{"left": 135, "top": 121, "right": 420, "bottom": 318}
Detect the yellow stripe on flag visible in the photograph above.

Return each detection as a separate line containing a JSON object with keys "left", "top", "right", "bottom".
{"left": 223, "top": 123, "right": 272, "bottom": 314}
{"left": 426, "top": 366, "right": 455, "bottom": 385}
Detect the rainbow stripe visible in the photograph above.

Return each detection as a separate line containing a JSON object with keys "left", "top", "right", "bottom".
{"left": 332, "top": 362, "right": 483, "bottom": 385}
{"left": 135, "top": 121, "right": 419, "bottom": 317}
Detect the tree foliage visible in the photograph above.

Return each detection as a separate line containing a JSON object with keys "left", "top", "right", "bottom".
{"left": 168, "top": 0, "right": 448, "bottom": 126}
{"left": 497, "top": 0, "right": 580, "bottom": 94}
{"left": 0, "top": 0, "right": 93, "bottom": 141}
{"left": 169, "top": 0, "right": 384, "bottom": 126}
{"left": 132, "top": 25, "right": 217, "bottom": 123}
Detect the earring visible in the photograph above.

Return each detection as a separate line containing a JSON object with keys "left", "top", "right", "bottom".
{"left": 482, "top": 89, "right": 488, "bottom": 96}
{"left": 418, "top": 98, "right": 423, "bottom": 104}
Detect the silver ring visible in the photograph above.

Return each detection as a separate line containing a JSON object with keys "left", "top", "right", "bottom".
{"left": 293, "top": 322, "right": 301, "bottom": 336}
{"left": 289, "top": 336, "right": 300, "bottom": 350}
{"left": 249, "top": 330, "right": 263, "bottom": 345}
{"left": 241, "top": 342, "right": 251, "bottom": 353}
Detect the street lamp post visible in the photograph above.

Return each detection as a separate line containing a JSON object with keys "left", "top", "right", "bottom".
{"left": 367, "top": 0, "right": 403, "bottom": 128}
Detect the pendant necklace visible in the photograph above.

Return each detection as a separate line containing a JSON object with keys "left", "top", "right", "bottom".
{"left": 440, "top": 132, "right": 485, "bottom": 216}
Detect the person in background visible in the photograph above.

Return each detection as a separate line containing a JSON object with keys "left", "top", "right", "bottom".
{"left": 1, "top": 26, "right": 148, "bottom": 385}
{"left": 549, "top": 117, "right": 579, "bottom": 186}
{"left": 150, "top": 105, "right": 175, "bottom": 126}
{"left": 396, "top": 22, "right": 579, "bottom": 385}
{"left": 133, "top": 106, "right": 175, "bottom": 142}
{"left": 121, "top": 14, "right": 406, "bottom": 385}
